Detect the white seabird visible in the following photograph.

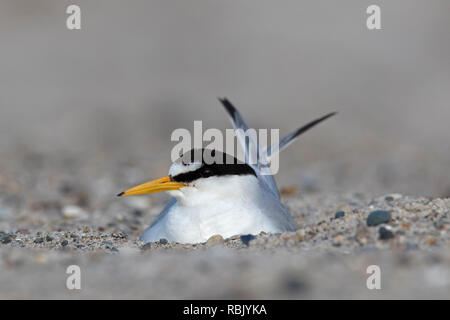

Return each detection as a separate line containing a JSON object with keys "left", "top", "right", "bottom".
{"left": 118, "top": 98, "right": 335, "bottom": 244}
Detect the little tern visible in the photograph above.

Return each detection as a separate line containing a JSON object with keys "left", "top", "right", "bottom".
{"left": 118, "top": 98, "right": 336, "bottom": 244}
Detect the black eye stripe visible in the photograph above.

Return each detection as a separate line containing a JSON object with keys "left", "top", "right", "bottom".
{"left": 172, "top": 163, "right": 256, "bottom": 183}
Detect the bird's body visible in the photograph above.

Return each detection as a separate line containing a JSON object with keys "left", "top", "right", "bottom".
{"left": 118, "top": 98, "right": 335, "bottom": 244}
{"left": 140, "top": 174, "right": 297, "bottom": 243}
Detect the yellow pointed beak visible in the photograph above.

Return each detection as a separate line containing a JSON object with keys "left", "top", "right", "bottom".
{"left": 117, "top": 176, "right": 188, "bottom": 197}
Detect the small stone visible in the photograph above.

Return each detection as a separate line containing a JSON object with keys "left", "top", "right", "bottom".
{"left": 280, "top": 185, "right": 297, "bottom": 196}
{"left": 292, "top": 230, "right": 306, "bottom": 242}
{"left": 205, "top": 234, "right": 224, "bottom": 247}
{"left": 34, "top": 237, "right": 44, "bottom": 244}
{"left": 334, "top": 211, "right": 345, "bottom": 219}
{"left": 45, "top": 235, "right": 54, "bottom": 242}
{"left": 62, "top": 205, "right": 88, "bottom": 220}
{"left": 140, "top": 243, "right": 152, "bottom": 250}
{"left": 355, "top": 222, "right": 370, "bottom": 246}
{"left": 427, "top": 237, "right": 436, "bottom": 245}
{"left": 1, "top": 236, "right": 12, "bottom": 244}
{"left": 378, "top": 227, "right": 395, "bottom": 240}
{"left": 434, "top": 219, "right": 446, "bottom": 230}
{"left": 332, "top": 234, "right": 344, "bottom": 246}
{"left": 133, "top": 209, "right": 144, "bottom": 217}
{"left": 240, "top": 234, "right": 255, "bottom": 246}
{"left": 0, "top": 232, "right": 12, "bottom": 243}
{"left": 60, "top": 240, "right": 69, "bottom": 247}
{"left": 367, "top": 210, "right": 391, "bottom": 226}
{"left": 384, "top": 193, "right": 402, "bottom": 201}
{"left": 159, "top": 238, "right": 168, "bottom": 245}
{"left": 103, "top": 241, "right": 114, "bottom": 249}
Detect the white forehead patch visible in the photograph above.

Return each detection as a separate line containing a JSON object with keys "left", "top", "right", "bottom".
{"left": 168, "top": 161, "right": 203, "bottom": 177}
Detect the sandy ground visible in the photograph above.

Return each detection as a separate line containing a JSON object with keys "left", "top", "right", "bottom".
{"left": 1, "top": 170, "right": 449, "bottom": 299}
{"left": 1, "top": 1, "right": 450, "bottom": 299}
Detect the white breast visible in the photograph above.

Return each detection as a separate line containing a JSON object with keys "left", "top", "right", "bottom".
{"left": 139, "top": 175, "right": 297, "bottom": 244}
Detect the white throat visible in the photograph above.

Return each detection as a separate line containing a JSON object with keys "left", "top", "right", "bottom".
{"left": 168, "top": 174, "right": 260, "bottom": 207}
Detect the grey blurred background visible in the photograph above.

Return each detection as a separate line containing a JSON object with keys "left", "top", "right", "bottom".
{"left": 1, "top": 0, "right": 449, "bottom": 197}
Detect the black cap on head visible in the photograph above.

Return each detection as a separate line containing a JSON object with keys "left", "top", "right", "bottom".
{"left": 171, "top": 149, "right": 256, "bottom": 183}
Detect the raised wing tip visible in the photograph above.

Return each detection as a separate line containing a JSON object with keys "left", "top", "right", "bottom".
{"left": 218, "top": 97, "right": 237, "bottom": 117}
{"left": 310, "top": 111, "right": 338, "bottom": 125}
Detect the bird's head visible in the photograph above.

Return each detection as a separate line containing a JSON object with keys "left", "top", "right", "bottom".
{"left": 117, "top": 149, "right": 257, "bottom": 202}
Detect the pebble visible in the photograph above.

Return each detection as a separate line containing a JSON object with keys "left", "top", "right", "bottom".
{"left": 34, "top": 237, "right": 44, "bottom": 244}
{"left": 140, "top": 243, "right": 152, "bottom": 251}
{"left": 378, "top": 227, "right": 395, "bottom": 240}
{"left": 280, "top": 185, "right": 297, "bottom": 196}
{"left": 355, "top": 223, "right": 370, "bottom": 246}
{"left": 133, "top": 209, "right": 144, "bottom": 217}
{"left": 367, "top": 210, "right": 391, "bottom": 226}
{"left": 384, "top": 193, "right": 402, "bottom": 201}
{"left": 62, "top": 205, "right": 88, "bottom": 220}
{"left": 433, "top": 219, "right": 446, "bottom": 230}
{"left": 334, "top": 211, "right": 345, "bottom": 219}
{"left": 60, "top": 240, "right": 69, "bottom": 247}
{"left": 332, "top": 235, "right": 344, "bottom": 246}
{"left": 159, "top": 238, "right": 168, "bottom": 245}
{"left": 240, "top": 234, "right": 255, "bottom": 246}
{"left": 1, "top": 236, "right": 12, "bottom": 244}
{"left": 205, "top": 235, "right": 224, "bottom": 247}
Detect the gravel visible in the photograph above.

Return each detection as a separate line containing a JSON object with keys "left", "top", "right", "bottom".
{"left": 1, "top": 179, "right": 449, "bottom": 298}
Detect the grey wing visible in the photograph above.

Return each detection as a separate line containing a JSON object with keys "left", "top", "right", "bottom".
{"left": 263, "top": 112, "right": 337, "bottom": 159}
{"left": 139, "top": 197, "right": 177, "bottom": 242}
{"left": 219, "top": 98, "right": 280, "bottom": 199}
{"left": 148, "top": 197, "right": 177, "bottom": 228}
